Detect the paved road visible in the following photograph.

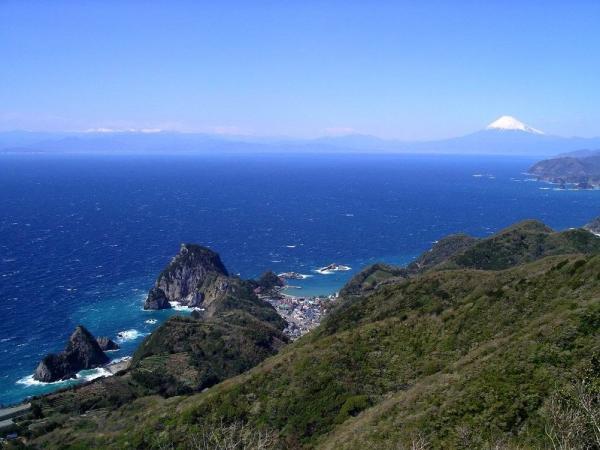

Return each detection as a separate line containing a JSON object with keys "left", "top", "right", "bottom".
{"left": 0, "top": 403, "right": 30, "bottom": 421}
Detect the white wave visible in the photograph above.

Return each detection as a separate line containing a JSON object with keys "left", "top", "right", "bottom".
{"left": 144, "top": 319, "right": 158, "bottom": 324}
{"left": 79, "top": 368, "right": 112, "bottom": 381}
{"left": 116, "top": 329, "right": 146, "bottom": 342}
{"left": 109, "top": 356, "right": 132, "bottom": 364}
{"left": 17, "top": 374, "right": 66, "bottom": 387}
{"left": 169, "top": 301, "right": 189, "bottom": 311}
{"left": 16, "top": 366, "right": 113, "bottom": 387}
{"left": 315, "top": 265, "right": 351, "bottom": 275}
{"left": 286, "top": 245, "right": 297, "bottom": 248}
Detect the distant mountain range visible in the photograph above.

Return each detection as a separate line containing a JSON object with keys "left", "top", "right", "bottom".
{"left": 3, "top": 116, "right": 600, "bottom": 156}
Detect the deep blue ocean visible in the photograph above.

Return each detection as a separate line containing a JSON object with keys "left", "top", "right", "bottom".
{"left": 1, "top": 152, "right": 599, "bottom": 406}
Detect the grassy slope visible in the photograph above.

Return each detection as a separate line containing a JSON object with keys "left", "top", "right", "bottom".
{"left": 444, "top": 221, "right": 600, "bottom": 270}
{"left": 27, "top": 253, "right": 600, "bottom": 449}
{"left": 343, "top": 220, "right": 600, "bottom": 297}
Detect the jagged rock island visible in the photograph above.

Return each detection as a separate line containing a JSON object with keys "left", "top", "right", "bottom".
{"left": 33, "top": 326, "right": 110, "bottom": 382}
{"left": 143, "top": 243, "right": 231, "bottom": 311}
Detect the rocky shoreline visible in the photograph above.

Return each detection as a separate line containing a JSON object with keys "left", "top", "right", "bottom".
{"left": 25, "top": 245, "right": 339, "bottom": 403}
{"left": 527, "top": 152, "right": 600, "bottom": 189}
{"left": 33, "top": 326, "right": 111, "bottom": 383}
{"left": 530, "top": 175, "right": 597, "bottom": 190}
{"left": 32, "top": 327, "right": 128, "bottom": 384}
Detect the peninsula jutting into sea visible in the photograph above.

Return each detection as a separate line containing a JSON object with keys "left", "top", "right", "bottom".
{"left": 529, "top": 149, "right": 600, "bottom": 189}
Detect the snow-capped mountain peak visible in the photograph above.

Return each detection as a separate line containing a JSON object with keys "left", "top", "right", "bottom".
{"left": 485, "top": 116, "right": 544, "bottom": 134}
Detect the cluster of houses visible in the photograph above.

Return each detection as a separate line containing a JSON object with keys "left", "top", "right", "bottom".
{"left": 264, "top": 294, "right": 336, "bottom": 339}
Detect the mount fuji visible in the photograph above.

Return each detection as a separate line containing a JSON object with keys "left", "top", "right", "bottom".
{"left": 315, "top": 116, "right": 600, "bottom": 156}
{"left": 485, "top": 115, "right": 544, "bottom": 134}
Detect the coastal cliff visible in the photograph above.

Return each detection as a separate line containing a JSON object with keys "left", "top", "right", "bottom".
{"left": 133, "top": 246, "right": 287, "bottom": 392}
{"left": 143, "top": 243, "right": 231, "bottom": 310}
{"left": 33, "top": 326, "right": 109, "bottom": 382}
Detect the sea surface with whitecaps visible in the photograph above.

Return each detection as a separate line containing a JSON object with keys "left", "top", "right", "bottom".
{"left": 1, "top": 152, "right": 599, "bottom": 405}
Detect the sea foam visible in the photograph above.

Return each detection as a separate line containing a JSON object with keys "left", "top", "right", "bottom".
{"left": 116, "top": 329, "right": 146, "bottom": 342}
{"left": 16, "top": 367, "right": 112, "bottom": 387}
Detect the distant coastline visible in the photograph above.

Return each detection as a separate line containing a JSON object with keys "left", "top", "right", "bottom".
{"left": 528, "top": 151, "right": 600, "bottom": 189}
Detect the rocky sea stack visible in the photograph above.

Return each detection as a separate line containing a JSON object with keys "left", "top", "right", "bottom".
{"left": 33, "top": 326, "right": 110, "bottom": 382}
{"left": 143, "top": 243, "right": 231, "bottom": 310}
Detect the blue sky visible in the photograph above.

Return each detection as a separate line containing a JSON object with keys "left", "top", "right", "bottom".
{"left": 1, "top": 1, "right": 600, "bottom": 139}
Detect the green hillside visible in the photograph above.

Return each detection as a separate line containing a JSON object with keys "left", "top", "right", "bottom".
{"left": 11, "top": 222, "right": 600, "bottom": 449}
{"left": 345, "top": 220, "right": 600, "bottom": 296}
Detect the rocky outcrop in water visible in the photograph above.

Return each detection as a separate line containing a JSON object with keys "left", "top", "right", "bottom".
{"left": 144, "top": 286, "right": 171, "bottom": 310}
{"left": 143, "top": 244, "right": 231, "bottom": 310}
{"left": 96, "top": 337, "right": 120, "bottom": 351}
{"left": 33, "top": 326, "right": 110, "bottom": 382}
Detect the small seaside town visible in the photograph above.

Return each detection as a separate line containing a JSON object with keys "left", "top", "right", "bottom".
{"left": 263, "top": 293, "right": 338, "bottom": 339}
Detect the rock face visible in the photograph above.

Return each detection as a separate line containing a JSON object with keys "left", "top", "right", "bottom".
{"left": 253, "top": 271, "right": 285, "bottom": 293}
{"left": 143, "top": 244, "right": 231, "bottom": 310}
{"left": 96, "top": 337, "right": 120, "bottom": 351}
{"left": 144, "top": 286, "right": 171, "bottom": 310}
{"left": 33, "top": 326, "right": 110, "bottom": 382}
